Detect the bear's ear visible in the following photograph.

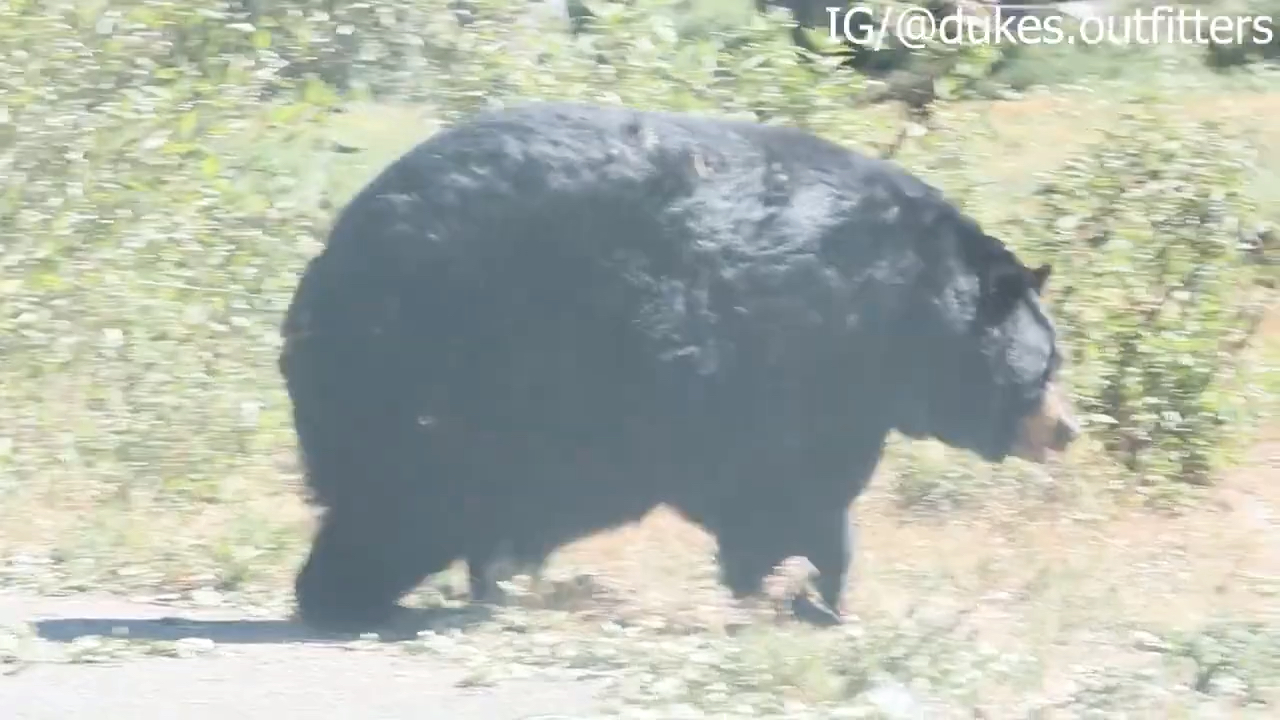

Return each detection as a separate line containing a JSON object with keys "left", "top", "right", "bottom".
{"left": 981, "top": 263, "right": 1028, "bottom": 319}
{"left": 1030, "top": 264, "right": 1052, "bottom": 294}
{"left": 991, "top": 263, "right": 1027, "bottom": 295}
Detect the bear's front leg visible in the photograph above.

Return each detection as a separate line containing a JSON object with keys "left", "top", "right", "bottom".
{"left": 712, "top": 490, "right": 853, "bottom": 627}
{"left": 786, "top": 503, "right": 855, "bottom": 627}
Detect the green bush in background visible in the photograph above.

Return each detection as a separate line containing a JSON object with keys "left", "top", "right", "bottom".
{"left": 1020, "top": 109, "right": 1265, "bottom": 487}
{"left": 1200, "top": 0, "right": 1280, "bottom": 68}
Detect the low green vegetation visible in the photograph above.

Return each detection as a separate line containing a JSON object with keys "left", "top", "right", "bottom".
{"left": 2, "top": 0, "right": 1278, "bottom": 714}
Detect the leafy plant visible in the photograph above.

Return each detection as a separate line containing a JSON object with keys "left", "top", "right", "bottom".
{"left": 1016, "top": 106, "right": 1265, "bottom": 488}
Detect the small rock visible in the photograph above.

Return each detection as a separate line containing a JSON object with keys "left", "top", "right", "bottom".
{"left": 1132, "top": 630, "right": 1169, "bottom": 652}
{"left": 1207, "top": 673, "right": 1249, "bottom": 698}
{"left": 863, "top": 679, "right": 924, "bottom": 720}
{"left": 652, "top": 675, "right": 686, "bottom": 698}
{"left": 666, "top": 703, "right": 704, "bottom": 719}
{"left": 188, "top": 588, "right": 223, "bottom": 607}
{"left": 174, "top": 637, "right": 215, "bottom": 658}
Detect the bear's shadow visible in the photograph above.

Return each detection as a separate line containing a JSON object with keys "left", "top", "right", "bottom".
{"left": 33, "top": 606, "right": 494, "bottom": 646}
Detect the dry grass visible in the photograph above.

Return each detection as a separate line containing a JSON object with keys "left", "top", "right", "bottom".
{"left": 525, "top": 415, "right": 1280, "bottom": 712}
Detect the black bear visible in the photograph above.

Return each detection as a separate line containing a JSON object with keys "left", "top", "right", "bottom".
{"left": 279, "top": 101, "right": 1078, "bottom": 631}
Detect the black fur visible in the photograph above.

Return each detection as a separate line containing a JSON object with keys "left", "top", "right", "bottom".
{"left": 280, "top": 102, "right": 1065, "bottom": 630}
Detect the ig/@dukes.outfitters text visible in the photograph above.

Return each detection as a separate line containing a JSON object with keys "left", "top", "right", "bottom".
{"left": 826, "top": 4, "right": 1276, "bottom": 50}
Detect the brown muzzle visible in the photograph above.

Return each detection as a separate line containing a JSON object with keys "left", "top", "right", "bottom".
{"left": 1011, "top": 382, "right": 1080, "bottom": 463}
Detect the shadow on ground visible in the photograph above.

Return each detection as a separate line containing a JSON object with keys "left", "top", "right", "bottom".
{"left": 32, "top": 605, "right": 494, "bottom": 645}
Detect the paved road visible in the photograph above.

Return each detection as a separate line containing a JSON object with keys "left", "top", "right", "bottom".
{"left": 0, "top": 591, "right": 609, "bottom": 720}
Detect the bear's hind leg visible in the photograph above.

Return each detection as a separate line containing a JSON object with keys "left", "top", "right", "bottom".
{"left": 294, "top": 501, "right": 456, "bottom": 633}
{"left": 467, "top": 537, "right": 553, "bottom": 605}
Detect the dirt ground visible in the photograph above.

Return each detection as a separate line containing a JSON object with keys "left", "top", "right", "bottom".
{"left": 3, "top": 425, "right": 1278, "bottom": 718}
{"left": 0, "top": 591, "right": 611, "bottom": 719}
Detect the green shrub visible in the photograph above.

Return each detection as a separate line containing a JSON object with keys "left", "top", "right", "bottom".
{"left": 0, "top": 0, "right": 336, "bottom": 506}
{"left": 1013, "top": 106, "right": 1265, "bottom": 487}
{"left": 1199, "top": 0, "right": 1280, "bottom": 69}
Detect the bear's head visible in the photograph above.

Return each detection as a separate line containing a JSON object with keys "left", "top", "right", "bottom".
{"left": 891, "top": 236, "right": 1080, "bottom": 465}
